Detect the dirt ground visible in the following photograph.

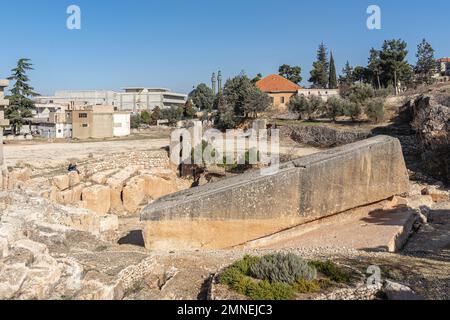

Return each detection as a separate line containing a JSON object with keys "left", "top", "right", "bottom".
{"left": 4, "top": 134, "right": 319, "bottom": 169}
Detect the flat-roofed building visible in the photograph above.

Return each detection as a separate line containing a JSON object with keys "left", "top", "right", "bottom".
{"left": 35, "top": 87, "right": 187, "bottom": 113}
{"left": 119, "top": 87, "right": 187, "bottom": 112}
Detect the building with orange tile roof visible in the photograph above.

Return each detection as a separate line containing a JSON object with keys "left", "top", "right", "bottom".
{"left": 256, "top": 74, "right": 301, "bottom": 113}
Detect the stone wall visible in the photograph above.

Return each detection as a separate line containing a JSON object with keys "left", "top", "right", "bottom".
{"left": 141, "top": 136, "right": 410, "bottom": 251}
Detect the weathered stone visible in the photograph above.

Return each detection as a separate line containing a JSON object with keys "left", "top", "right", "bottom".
{"left": 91, "top": 169, "right": 119, "bottom": 184}
{"left": 68, "top": 172, "right": 80, "bottom": 187}
{"left": 0, "top": 263, "right": 29, "bottom": 299}
{"left": 106, "top": 167, "right": 140, "bottom": 212}
{"left": 122, "top": 176, "right": 146, "bottom": 214}
{"left": 82, "top": 185, "right": 111, "bottom": 215}
{"left": 383, "top": 280, "right": 423, "bottom": 300}
{"left": 71, "top": 184, "right": 84, "bottom": 203}
{"left": 14, "top": 239, "right": 49, "bottom": 256}
{"left": 99, "top": 215, "right": 119, "bottom": 233}
{"left": 0, "top": 237, "right": 8, "bottom": 258}
{"left": 53, "top": 175, "right": 70, "bottom": 191}
{"left": 142, "top": 175, "right": 179, "bottom": 200}
{"left": 410, "top": 95, "right": 450, "bottom": 183}
{"left": 6, "top": 168, "right": 32, "bottom": 190}
{"left": 141, "top": 136, "right": 410, "bottom": 250}
{"left": 0, "top": 223, "right": 22, "bottom": 244}
{"left": 58, "top": 189, "right": 74, "bottom": 205}
{"left": 20, "top": 267, "right": 62, "bottom": 300}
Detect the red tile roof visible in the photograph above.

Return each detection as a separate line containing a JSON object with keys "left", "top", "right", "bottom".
{"left": 256, "top": 74, "right": 302, "bottom": 93}
{"left": 436, "top": 58, "right": 450, "bottom": 63}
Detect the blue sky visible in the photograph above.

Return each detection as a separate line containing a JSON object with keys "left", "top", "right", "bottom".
{"left": 1, "top": 0, "right": 449, "bottom": 95}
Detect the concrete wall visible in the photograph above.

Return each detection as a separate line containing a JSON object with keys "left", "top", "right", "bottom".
{"left": 298, "top": 89, "right": 339, "bottom": 102}
{"left": 113, "top": 113, "right": 131, "bottom": 137}
{"left": 91, "top": 113, "right": 113, "bottom": 139}
{"left": 72, "top": 110, "right": 92, "bottom": 139}
{"left": 141, "top": 135, "right": 410, "bottom": 251}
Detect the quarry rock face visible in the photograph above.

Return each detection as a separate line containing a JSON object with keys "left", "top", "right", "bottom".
{"left": 410, "top": 95, "right": 450, "bottom": 183}
{"left": 141, "top": 136, "right": 410, "bottom": 251}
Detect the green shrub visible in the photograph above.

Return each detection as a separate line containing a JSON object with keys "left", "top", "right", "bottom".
{"left": 219, "top": 255, "right": 296, "bottom": 300}
{"left": 246, "top": 280, "right": 296, "bottom": 300}
{"left": 325, "top": 96, "right": 345, "bottom": 121}
{"left": 250, "top": 253, "right": 317, "bottom": 284}
{"left": 309, "top": 260, "right": 351, "bottom": 284}
{"left": 343, "top": 101, "right": 362, "bottom": 121}
{"left": 219, "top": 255, "right": 260, "bottom": 286}
{"left": 293, "top": 279, "right": 321, "bottom": 293}
{"left": 366, "top": 98, "right": 385, "bottom": 123}
{"left": 233, "top": 255, "right": 261, "bottom": 275}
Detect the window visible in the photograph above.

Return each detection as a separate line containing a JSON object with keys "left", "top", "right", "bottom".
{"left": 270, "top": 97, "right": 274, "bottom": 104}
{"left": 280, "top": 97, "right": 285, "bottom": 104}
{"left": 114, "top": 123, "right": 122, "bottom": 128}
{"left": 58, "top": 130, "right": 62, "bottom": 133}
{"left": 82, "top": 124, "right": 89, "bottom": 128}
{"left": 79, "top": 113, "right": 88, "bottom": 118}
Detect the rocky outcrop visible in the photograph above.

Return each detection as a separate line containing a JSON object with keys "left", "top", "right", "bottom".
{"left": 409, "top": 95, "right": 450, "bottom": 184}
{"left": 283, "top": 125, "right": 370, "bottom": 148}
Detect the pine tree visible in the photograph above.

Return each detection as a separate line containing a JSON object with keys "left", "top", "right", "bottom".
{"left": 339, "top": 61, "right": 354, "bottom": 86}
{"left": 415, "top": 39, "right": 436, "bottom": 85}
{"left": 309, "top": 43, "right": 329, "bottom": 88}
{"left": 368, "top": 48, "right": 382, "bottom": 89}
{"left": 379, "top": 39, "right": 411, "bottom": 95}
{"left": 6, "top": 58, "right": 39, "bottom": 134}
{"left": 328, "top": 52, "right": 338, "bottom": 89}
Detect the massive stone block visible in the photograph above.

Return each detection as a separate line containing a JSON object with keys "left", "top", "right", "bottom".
{"left": 141, "top": 136, "right": 410, "bottom": 251}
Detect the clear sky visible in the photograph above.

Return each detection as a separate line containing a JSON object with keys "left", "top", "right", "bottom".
{"left": 1, "top": 0, "right": 449, "bottom": 95}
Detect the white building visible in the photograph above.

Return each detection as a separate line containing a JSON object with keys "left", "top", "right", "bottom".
{"left": 35, "top": 87, "right": 187, "bottom": 113}
{"left": 297, "top": 88, "right": 340, "bottom": 101}
{"left": 113, "top": 112, "right": 131, "bottom": 137}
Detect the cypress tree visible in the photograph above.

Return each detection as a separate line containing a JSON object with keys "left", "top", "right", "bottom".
{"left": 328, "top": 52, "right": 338, "bottom": 89}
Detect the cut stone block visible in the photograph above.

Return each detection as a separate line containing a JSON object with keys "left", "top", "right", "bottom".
{"left": 142, "top": 136, "right": 410, "bottom": 251}
{"left": 142, "top": 175, "right": 179, "bottom": 200}
{"left": 68, "top": 172, "right": 80, "bottom": 187}
{"left": 52, "top": 175, "right": 70, "bottom": 191}
{"left": 82, "top": 185, "right": 111, "bottom": 215}
{"left": 122, "top": 176, "right": 146, "bottom": 214}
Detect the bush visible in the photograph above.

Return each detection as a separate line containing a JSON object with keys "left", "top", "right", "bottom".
{"left": 246, "top": 280, "right": 296, "bottom": 300}
{"left": 342, "top": 100, "right": 362, "bottom": 121}
{"left": 325, "top": 96, "right": 344, "bottom": 121}
{"left": 293, "top": 278, "right": 321, "bottom": 293}
{"left": 366, "top": 98, "right": 385, "bottom": 123}
{"left": 219, "top": 256, "right": 296, "bottom": 300}
{"left": 161, "top": 106, "right": 184, "bottom": 126}
{"left": 344, "top": 84, "right": 375, "bottom": 104}
{"left": 309, "top": 260, "right": 352, "bottom": 284}
{"left": 250, "top": 253, "right": 317, "bottom": 284}
{"left": 288, "top": 95, "right": 310, "bottom": 120}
